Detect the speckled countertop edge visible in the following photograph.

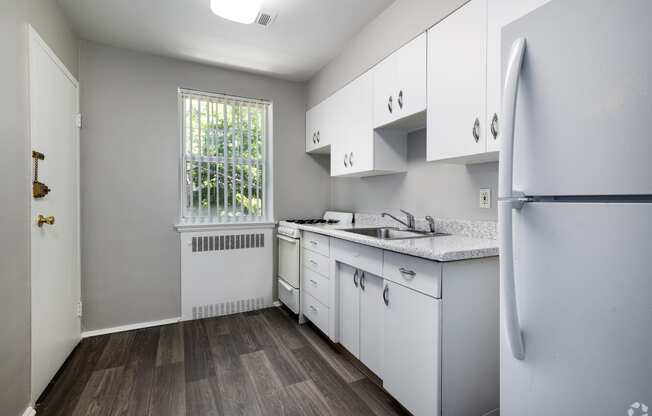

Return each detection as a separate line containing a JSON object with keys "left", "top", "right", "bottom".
{"left": 295, "top": 222, "right": 499, "bottom": 262}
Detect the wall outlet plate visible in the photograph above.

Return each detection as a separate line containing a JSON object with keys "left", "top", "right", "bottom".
{"left": 479, "top": 189, "right": 491, "bottom": 209}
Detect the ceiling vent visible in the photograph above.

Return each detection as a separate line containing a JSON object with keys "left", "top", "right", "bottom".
{"left": 255, "top": 11, "right": 277, "bottom": 27}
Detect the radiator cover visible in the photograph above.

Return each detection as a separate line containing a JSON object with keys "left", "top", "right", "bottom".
{"left": 180, "top": 228, "right": 273, "bottom": 320}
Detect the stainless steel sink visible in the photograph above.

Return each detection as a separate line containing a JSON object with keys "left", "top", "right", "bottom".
{"left": 341, "top": 227, "right": 450, "bottom": 240}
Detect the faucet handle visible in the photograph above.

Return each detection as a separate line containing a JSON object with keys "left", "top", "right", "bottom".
{"left": 425, "top": 216, "right": 436, "bottom": 233}
{"left": 399, "top": 209, "right": 415, "bottom": 228}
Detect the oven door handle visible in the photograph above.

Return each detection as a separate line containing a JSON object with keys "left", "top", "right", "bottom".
{"left": 277, "top": 234, "right": 298, "bottom": 244}
{"left": 278, "top": 279, "right": 295, "bottom": 292}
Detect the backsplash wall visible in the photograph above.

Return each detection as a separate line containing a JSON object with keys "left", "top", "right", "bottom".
{"left": 330, "top": 129, "right": 499, "bottom": 221}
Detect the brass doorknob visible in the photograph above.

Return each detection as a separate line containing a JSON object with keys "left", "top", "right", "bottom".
{"left": 37, "top": 215, "right": 55, "bottom": 227}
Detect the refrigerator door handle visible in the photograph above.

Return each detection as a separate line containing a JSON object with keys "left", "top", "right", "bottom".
{"left": 499, "top": 38, "right": 527, "bottom": 361}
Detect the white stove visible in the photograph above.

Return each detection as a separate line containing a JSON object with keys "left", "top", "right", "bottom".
{"left": 276, "top": 211, "right": 352, "bottom": 314}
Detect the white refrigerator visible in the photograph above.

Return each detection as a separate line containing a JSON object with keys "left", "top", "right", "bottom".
{"left": 498, "top": 0, "right": 652, "bottom": 415}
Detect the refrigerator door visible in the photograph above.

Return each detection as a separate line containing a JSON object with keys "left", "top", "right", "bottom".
{"left": 502, "top": 0, "right": 652, "bottom": 196}
{"left": 501, "top": 202, "right": 652, "bottom": 415}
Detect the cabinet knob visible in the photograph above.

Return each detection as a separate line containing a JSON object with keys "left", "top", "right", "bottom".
{"left": 491, "top": 113, "right": 499, "bottom": 139}
{"left": 388, "top": 96, "right": 393, "bottom": 113}
{"left": 472, "top": 117, "right": 480, "bottom": 143}
{"left": 398, "top": 90, "right": 403, "bottom": 109}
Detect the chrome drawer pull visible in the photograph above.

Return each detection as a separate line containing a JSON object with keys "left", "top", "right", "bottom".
{"left": 399, "top": 267, "right": 416, "bottom": 278}
{"left": 310, "top": 279, "right": 318, "bottom": 285}
{"left": 310, "top": 240, "right": 318, "bottom": 245}
{"left": 309, "top": 305, "right": 318, "bottom": 313}
{"left": 383, "top": 284, "right": 389, "bottom": 306}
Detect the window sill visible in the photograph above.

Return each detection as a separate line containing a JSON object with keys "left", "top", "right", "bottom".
{"left": 174, "top": 221, "right": 277, "bottom": 233}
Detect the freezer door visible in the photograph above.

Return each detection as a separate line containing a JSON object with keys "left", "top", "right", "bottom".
{"left": 502, "top": 0, "right": 652, "bottom": 196}
{"left": 501, "top": 202, "right": 652, "bottom": 415}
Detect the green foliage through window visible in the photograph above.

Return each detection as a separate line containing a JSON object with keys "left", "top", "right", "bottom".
{"left": 181, "top": 91, "right": 268, "bottom": 221}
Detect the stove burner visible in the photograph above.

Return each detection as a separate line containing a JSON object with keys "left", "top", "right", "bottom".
{"left": 285, "top": 219, "right": 340, "bottom": 225}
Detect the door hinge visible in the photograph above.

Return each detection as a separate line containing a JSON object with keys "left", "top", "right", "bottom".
{"left": 76, "top": 113, "right": 82, "bottom": 129}
{"left": 76, "top": 301, "right": 83, "bottom": 317}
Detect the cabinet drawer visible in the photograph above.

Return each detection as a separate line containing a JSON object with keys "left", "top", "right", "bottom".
{"left": 383, "top": 251, "right": 442, "bottom": 298}
{"left": 332, "top": 238, "right": 382, "bottom": 276}
{"left": 303, "top": 292, "right": 329, "bottom": 335}
{"left": 303, "top": 267, "right": 329, "bottom": 306}
{"left": 303, "top": 248, "right": 330, "bottom": 278}
{"left": 303, "top": 231, "right": 330, "bottom": 257}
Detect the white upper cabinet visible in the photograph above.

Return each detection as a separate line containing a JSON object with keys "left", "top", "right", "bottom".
{"left": 373, "top": 33, "right": 427, "bottom": 130}
{"left": 485, "top": 0, "right": 552, "bottom": 153}
{"left": 331, "top": 72, "right": 407, "bottom": 178}
{"left": 427, "top": 0, "right": 487, "bottom": 163}
{"left": 305, "top": 94, "right": 333, "bottom": 154}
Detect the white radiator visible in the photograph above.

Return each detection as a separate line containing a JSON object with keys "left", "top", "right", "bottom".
{"left": 180, "top": 228, "right": 273, "bottom": 320}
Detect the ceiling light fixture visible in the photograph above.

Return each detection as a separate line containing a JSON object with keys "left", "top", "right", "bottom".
{"left": 210, "top": 0, "right": 263, "bottom": 24}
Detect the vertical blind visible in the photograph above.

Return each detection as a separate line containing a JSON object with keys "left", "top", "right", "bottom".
{"left": 180, "top": 89, "right": 269, "bottom": 223}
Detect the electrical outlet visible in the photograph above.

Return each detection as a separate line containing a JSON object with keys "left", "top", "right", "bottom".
{"left": 479, "top": 188, "right": 491, "bottom": 209}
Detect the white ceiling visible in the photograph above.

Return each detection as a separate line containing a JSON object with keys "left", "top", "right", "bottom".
{"left": 58, "top": 0, "right": 395, "bottom": 81}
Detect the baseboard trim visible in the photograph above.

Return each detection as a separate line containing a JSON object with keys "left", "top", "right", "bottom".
{"left": 22, "top": 406, "right": 36, "bottom": 416}
{"left": 81, "top": 317, "right": 181, "bottom": 338}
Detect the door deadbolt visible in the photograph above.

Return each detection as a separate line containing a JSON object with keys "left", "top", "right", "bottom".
{"left": 32, "top": 150, "right": 51, "bottom": 198}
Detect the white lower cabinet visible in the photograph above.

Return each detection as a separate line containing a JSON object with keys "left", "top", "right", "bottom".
{"left": 338, "top": 263, "right": 360, "bottom": 356}
{"left": 383, "top": 280, "right": 441, "bottom": 416}
{"left": 359, "top": 271, "right": 384, "bottom": 378}
{"left": 330, "top": 235, "right": 499, "bottom": 416}
{"left": 338, "top": 263, "right": 384, "bottom": 377}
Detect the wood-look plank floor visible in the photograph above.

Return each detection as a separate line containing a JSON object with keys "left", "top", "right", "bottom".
{"left": 36, "top": 307, "right": 410, "bottom": 416}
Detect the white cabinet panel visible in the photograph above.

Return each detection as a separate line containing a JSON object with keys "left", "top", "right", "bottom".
{"left": 306, "top": 95, "right": 333, "bottom": 154}
{"left": 485, "top": 0, "right": 551, "bottom": 152}
{"left": 373, "top": 52, "right": 396, "bottom": 128}
{"left": 359, "top": 272, "right": 384, "bottom": 378}
{"left": 384, "top": 281, "right": 441, "bottom": 416}
{"left": 427, "top": 0, "right": 487, "bottom": 162}
{"left": 303, "top": 231, "right": 330, "bottom": 257}
{"left": 383, "top": 251, "right": 442, "bottom": 298}
{"left": 373, "top": 33, "right": 427, "bottom": 130}
{"left": 394, "top": 33, "right": 427, "bottom": 123}
{"left": 338, "top": 263, "right": 360, "bottom": 357}
{"left": 303, "top": 292, "right": 329, "bottom": 335}
{"left": 303, "top": 267, "right": 329, "bottom": 306}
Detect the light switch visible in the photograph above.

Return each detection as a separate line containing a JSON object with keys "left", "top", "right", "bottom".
{"left": 479, "top": 189, "right": 491, "bottom": 209}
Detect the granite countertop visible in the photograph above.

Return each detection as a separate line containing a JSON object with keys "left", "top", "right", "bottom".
{"left": 295, "top": 221, "right": 499, "bottom": 262}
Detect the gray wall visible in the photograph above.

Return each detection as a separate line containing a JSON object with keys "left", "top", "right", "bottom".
{"left": 79, "top": 41, "right": 330, "bottom": 331}
{"left": 307, "top": 0, "right": 498, "bottom": 221}
{"left": 0, "top": 1, "right": 77, "bottom": 415}
{"left": 308, "top": 0, "right": 467, "bottom": 107}
{"left": 331, "top": 130, "right": 498, "bottom": 220}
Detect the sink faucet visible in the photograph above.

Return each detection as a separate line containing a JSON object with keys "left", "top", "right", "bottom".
{"left": 382, "top": 209, "right": 415, "bottom": 229}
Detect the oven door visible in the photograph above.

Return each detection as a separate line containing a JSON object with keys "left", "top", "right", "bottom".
{"left": 277, "top": 234, "right": 300, "bottom": 288}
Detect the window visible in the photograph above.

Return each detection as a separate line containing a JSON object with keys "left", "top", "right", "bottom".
{"left": 179, "top": 89, "right": 271, "bottom": 223}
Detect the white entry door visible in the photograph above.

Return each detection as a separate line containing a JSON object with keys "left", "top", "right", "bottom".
{"left": 28, "top": 26, "right": 81, "bottom": 402}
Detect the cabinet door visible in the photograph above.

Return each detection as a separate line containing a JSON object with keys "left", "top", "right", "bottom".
{"left": 338, "top": 263, "right": 360, "bottom": 357}
{"left": 384, "top": 281, "right": 441, "bottom": 416}
{"left": 305, "top": 106, "right": 317, "bottom": 152}
{"left": 427, "top": 0, "right": 487, "bottom": 162}
{"left": 359, "top": 272, "right": 384, "bottom": 378}
{"left": 394, "top": 33, "right": 427, "bottom": 121}
{"left": 373, "top": 54, "right": 396, "bottom": 128}
{"left": 335, "top": 71, "right": 374, "bottom": 176}
{"left": 485, "top": 0, "right": 551, "bottom": 152}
